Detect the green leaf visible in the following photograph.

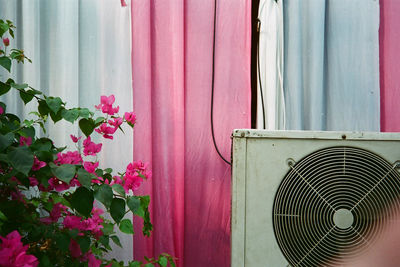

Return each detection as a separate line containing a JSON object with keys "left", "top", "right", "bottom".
{"left": 0, "top": 82, "right": 11, "bottom": 96}
{"left": 94, "top": 116, "right": 105, "bottom": 125}
{"left": 70, "top": 187, "right": 94, "bottom": 217}
{"left": 0, "top": 133, "right": 14, "bottom": 151}
{"left": 169, "top": 257, "right": 176, "bottom": 267}
{"left": 104, "top": 168, "right": 113, "bottom": 173}
{"left": 55, "top": 232, "right": 70, "bottom": 252}
{"left": 7, "top": 146, "right": 34, "bottom": 175}
{"left": 49, "top": 162, "right": 76, "bottom": 183}
{"left": 119, "top": 219, "right": 134, "bottom": 234}
{"left": 45, "top": 97, "right": 63, "bottom": 114}
{"left": 77, "top": 168, "right": 95, "bottom": 189}
{"left": 79, "top": 108, "right": 91, "bottom": 119}
{"left": 144, "top": 264, "right": 154, "bottom": 267}
{"left": 0, "top": 56, "right": 11, "bottom": 72}
{"left": 0, "top": 21, "right": 9, "bottom": 37}
{"left": 49, "top": 109, "right": 63, "bottom": 123}
{"left": 0, "top": 210, "right": 7, "bottom": 221}
{"left": 79, "top": 118, "right": 95, "bottom": 137}
{"left": 61, "top": 109, "right": 79, "bottom": 123}
{"left": 31, "top": 138, "right": 52, "bottom": 152}
{"left": 112, "top": 184, "right": 125, "bottom": 197}
{"left": 102, "top": 222, "right": 114, "bottom": 235}
{"left": 127, "top": 196, "right": 140, "bottom": 214}
{"left": 38, "top": 100, "right": 50, "bottom": 116}
{"left": 19, "top": 90, "right": 34, "bottom": 104}
{"left": 110, "top": 235, "right": 122, "bottom": 248}
{"left": 129, "top": 262, "right": 142, "bottom": 267}
{"left": 99, "top": 235, "right": 111, "bottom": 250}
{"left": 94, "top": 184, "right": 113, "bottom": 209}
{"left": 158, "top": 256, "right": 168, "bottom": 267}
{"left": 77, "top": 236, "right": 91, "bottom": 254}
{"left": 11, "top": 83, "right": 28, "bottom": 89}
{"left": 110, "top": 198, "right": 125, "bottom": 223}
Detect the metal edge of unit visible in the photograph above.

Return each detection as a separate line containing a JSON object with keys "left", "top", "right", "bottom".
{"left": 232, "top": 129, "right": 400, "bottom": 141}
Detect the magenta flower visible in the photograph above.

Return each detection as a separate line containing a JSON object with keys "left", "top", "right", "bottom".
{"left": 108, "top": 117, "right": 123, "bottom": 128}
{"left": 2, "top": 37, "right": 9, "bottom": 47}
{"left": 54, "top": 151, "right": 83, "bottom": 165}
{"left": 124, "top": 112, "right": 136, "bottom": 125}
{"left": 0, "top": 106, "right": 4, "bottom": 114}
{"left": 69, "top": 239, "right": 82, "bottom": 258}
{"left": 83, "top": 136, "right": 102, "bottom": 156}
{"left": 70, "top": 134, "right": 81, "bottom": 143}
{"left": 95, "top": 95, "right": 119, "bottom": 115}
{"left": 83, "top": 161, "right": 99, "bottom": 174}
{"left": 0, "top": 231, "right": 38, "bottom": 267}
{"left": 40, "top": 203, "right": 68, "bottom": 224}
{"left": 28, "top": 177, "right": 38, "bottom": 186}
{"left": 95, "top": 123, "right": 117, "bottom": 139}
{"left": 123, "top": 172, "right": 143, "bottom": 193}
{"left": 48, "top": 177, "right": 71, "bottom": 192}
{"left": 32, "top": 157, "right": 46, "bottom": 171}
{"left": 19, "top": 136, "right": 32, "bottom": 146}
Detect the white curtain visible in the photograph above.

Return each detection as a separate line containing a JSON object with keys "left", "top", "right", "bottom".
{"left": 257, "top": 0, "right": 285, "bottom": 130}
{"left": 0, "top": 0, "right": 133, "bottom": 262}
{"left": 282, "top": 0, "right": 380, "bottom": 131}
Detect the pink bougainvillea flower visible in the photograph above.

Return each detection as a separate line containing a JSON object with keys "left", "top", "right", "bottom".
{"left": 86, "top": 252, "right": 102, "bottom": 267}
{"left": 32, "top": 157, "right": 46, "bottom": 171}
{"left": 19, "top": 136, "right": 32, "bottom": 146}
{"left": 54, "top": 151, "right": 83, "bottom": 165}
{"left": 127, "top": 160, "right": 152, "bottom": 180}
{"left": 83, "top": 136, "right": 102, "bottom": 156}
{"left": 120, "top": 0, "right": 127, "bottom": 7}
{"left": 28, "top": 177, "right": 38, "bottom": 186}
{"left": 83, "top": 161, "right": 99, "bottom": 174}
{"left": 123, "top": 172, "right": 143, "bottom": 193}
{"left": 69, "top": 239, "right": 82, "bottom": 258}
{"left": 95, "top": 123, "right": 116, "bottom": 139}
{"left": 95, "top": 95, "right": 119, "bottom": 115}
{"left": 70, "top": 134, "right": 81, "bottom": 143}
{"left": 124, "top": 112, "right": 136, "bottom": 125}
{"left": 108, "top": 117, "right": 123, "bottom": 128}
{"left": 63, "top": 215, "right": 85, "bottom": 231}
{"left": 2, "top": 37, "right": 9, "bottom": 47}
{"left": 0, "top": 230, "right": 38, "bottom": 267}
{"left": 0, "top": 106, "right": 4, "bottom": 114}
{"left": 63, "top": 208, "right": 104, "bottom": 238}
{"left": 40, "top": 203, "right": 68, "bottom": 224}
{"left": 48, "top": 177, "right": 80, "bottom": 192}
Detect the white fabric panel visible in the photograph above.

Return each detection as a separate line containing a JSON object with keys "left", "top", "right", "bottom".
{"left": 257, "top": 0, "right": 285, "bottom": 130}
{"left": 283, "top": 0, "right": 380, "bottom": 131}
{"left": 0, "top": 0, "right": 133, "bottom": 262}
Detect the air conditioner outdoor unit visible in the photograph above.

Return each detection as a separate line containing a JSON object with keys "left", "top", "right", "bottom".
{"left": 231, "top": 130, "right": 400, "bottom": 267}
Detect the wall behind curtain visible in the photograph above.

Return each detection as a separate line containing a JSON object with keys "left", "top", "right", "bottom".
{"left": 283, "top": 0, "right": 380, "bottom": 131}
{"left": 130, "top": 0, "right": 251, "bottom": 266}
{"left": 0, "top": 0, "right": 133, "bottom": 262}
{"left": 380, "top": 0, "right": 400, "bottom": 131}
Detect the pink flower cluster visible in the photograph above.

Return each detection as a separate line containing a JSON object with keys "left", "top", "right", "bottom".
{"left": 69, "top": 240, "right": 104, "bottom": 267}
{"left": 83, "top": 136, "right": 102, "bottom": 156}
{"left": 95, "top": 123, "right": 117, "bottom": 140}
{"left": 19, "top": 136, "right": 32, "bottom": 146}
{"left": 0, "top": 231, "right": 38, "bottom": 267}
{"left": 40, "top": 203, "right": 68, "bottom": 224}
{"left": 109, "top": 160, "right": 151, "bottom": 193}
{"left": 124, "top": 112, "right": 136, "bottom": 125}
{"left": 95, "top": 95, "right": 119, "bottom": 116}
{"left": 63, "top": 207, "right": 104, "bottom": 239}
{"left": 54, "top": 151, "right": 83, "bottom": 165}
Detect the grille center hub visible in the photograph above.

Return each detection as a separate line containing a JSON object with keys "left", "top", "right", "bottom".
{"left": 333, "top": 209, "right": 354, "bottom": 229}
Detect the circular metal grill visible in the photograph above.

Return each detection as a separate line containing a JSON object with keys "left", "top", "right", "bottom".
{"left": 273, "top": 146, "right": 400, "bottom": 267}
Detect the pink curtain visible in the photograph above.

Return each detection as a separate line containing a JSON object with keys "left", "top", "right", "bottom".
{"left": 130, "top": 1, "right": 251, "bottom": 266}
{"left": 380, "top": 0, "right": 400, "bottom": 131}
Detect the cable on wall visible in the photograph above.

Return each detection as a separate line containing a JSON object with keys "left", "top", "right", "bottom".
{"left": 210, "top": 0, "right": 231, "bottom": 165}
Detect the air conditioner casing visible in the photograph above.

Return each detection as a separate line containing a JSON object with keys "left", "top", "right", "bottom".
{"left": 231, "top": 130, "right": 400, "bottom": 267}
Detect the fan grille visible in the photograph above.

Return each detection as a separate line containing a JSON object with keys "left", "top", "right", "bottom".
{"left": 273, "top": 146, "right": 400, "bottom": 266}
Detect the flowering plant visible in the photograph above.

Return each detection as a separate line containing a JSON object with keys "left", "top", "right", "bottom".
{"left": 0, "top": 20, "right": 174, "bottom": 267}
